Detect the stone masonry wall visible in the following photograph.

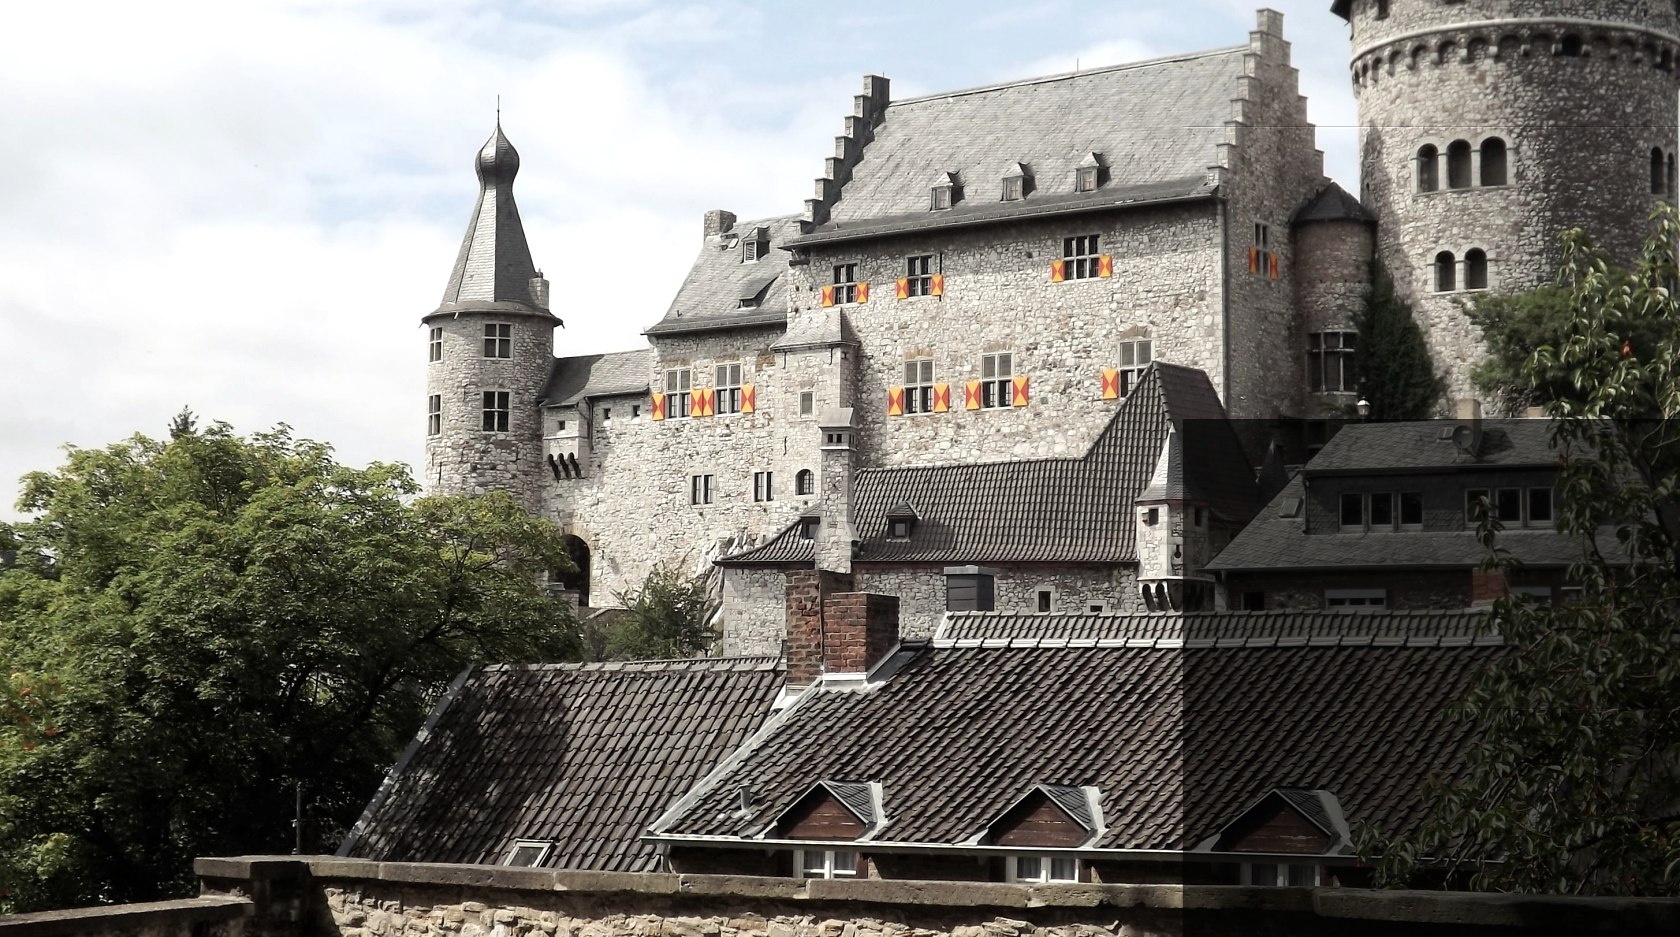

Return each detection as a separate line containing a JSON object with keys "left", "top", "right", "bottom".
{"left": 1292, "top": 220, "right": 1374, "bottom": 417}
{"left": 1222, "top": 569, "right": 1472, "bottom": 611}
{"left": 855, "top": 565, "right": 1140, "bottom": 642}
{"left": 1350, "top": 0, "right": 1680, "bottom": 402}
{"left": 720, "top": 567, "right": 789, "bottom": 657}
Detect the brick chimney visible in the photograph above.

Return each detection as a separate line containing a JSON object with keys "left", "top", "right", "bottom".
{"left": 784, "top": 571, "right": 899, "bottom": 685}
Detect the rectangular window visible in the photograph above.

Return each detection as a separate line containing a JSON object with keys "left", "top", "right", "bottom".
{"left": 689, "top": 474, "right": 713, "bottom": 506}
{"left": 1035, "top": 589, "right": 1053, "bottom": 614}
{"left": 1243, "top": 862, "right": 1319, "bottom": 887}
{"left": 1326, "top": 588, "right": 1387, "bottom": 609}
{"left": 1062, "top": 234, "right": 1101, "bottom": 280}
{"left": 631, "top": 404, "right": 641, "bottom": 418}
{"left": 1307, "top": 331, "right": 1358, "bottom": 393}
{"left": 798, "top": 517, "right": 819, "bottom": 540}
{"left": 799, "top": 390, "right": 815, "bottom": 416}
{"left": 1465, "top": 488, "right": 1490, "bottom": 523}
{"left": 888, "top": 517, "right": 912, "bottom": 539}
{"left": 980, "top": 352, "right": 1013, "bottom": 408}
{"left": 1011, "top": 856, "right": 1079, "bottom": 883}
{"left": 427, "top": 395, "right": 441, "bottom": 436}
{"left": 428, "top": 327, "right": 443, "bottom": 362}
{"left": 1002, "top": 175, "right": 1024, "bottom": 201}
{"left": 1399, "top": 491, "right": 1424, "bottom": 528}
{"left": 1254, "top": 222, "right": 1270, "bottom": 252}
{"left": 903, "top": 358, "right": 935, "bottom": 414}
{"left": 906, "top": 254, "right": 935, "bottom": 296}
{"left": 1339, "top": 492, "right": 1365, "bottom": 530}
{"left": 832, "top": 263, "right": 858, "bottom": 305}
{"left": 505, "top": 840, "right": 553, "bottom": 868}
{"left": 1528, "top": 487, "right": 1554, "bottom": 526}
{"left": 1369, "top": 492, "right": 1395, "bottom": 529}
{"left": 481, "top": 390, "right": 510, "bottom": 432}
{"left": 794, "top": 849, "right": 857, "bottom": 880}
{"left": 601, "top": 407, "right": 612, "bottom": 423}
{"left": 715, "top": 363, "right": 743, "bottom": 414}
{"left": 1494, "top": 488, "right": 1523, "bottom": 524}
{"left": 483, "top": 323, "right": 512, "bottom": 358}
{"left": 665, "top": 368, "right": 692, "bottom": 418}
{"left": 1118, "top": 339, "right": 1152, "bottom": 397}
{"left": 753, "top": 470, "right": 773, "bottom": 503}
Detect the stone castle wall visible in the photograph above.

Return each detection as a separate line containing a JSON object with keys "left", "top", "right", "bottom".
{"left": 1292, "top": 219, "right": 1373, "bottom": 416}
{"left": 1350, "top": 0, "right": 1680, "bottom": 402}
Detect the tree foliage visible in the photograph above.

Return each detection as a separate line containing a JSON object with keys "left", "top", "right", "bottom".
{"left": 1464, "top": 285, "right": 1580, "bottom": 413}
{"left": 1366, "top": 210, "right": 1680, "bottom": 895}
{"left": 1353, "top": 262, "right": 1446, "bottom": 420}
{"left": 0, "top": 422, "right": 580, "bottom": 912}
{"left": 604, "top": 564, "right": 719, "bottom": 661}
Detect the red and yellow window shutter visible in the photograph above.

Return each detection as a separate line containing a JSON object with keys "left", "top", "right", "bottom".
{"left": 1011, "top": 375, "right": 1031, "bottom": 407}
{"left": 693, "top": 388, "right": 714, "bottom": 418}
{"left": 895, "top": 277, "right": 909, "bottom": 300}
{"left": 930, "top": 274, "right": 945, "bottom": 296}
{"left": 651, "top": 393, "right": 666, "bottom": 421}
{"left": 1050, "top": 259, "right": 1066, "bottom": 283}
{"left": 1101, "top": 368, "right": 1120, "bottom": 400}
{"left": 1098, "top": 255, "right": 1113, "bottom": 278}
{"left": 932, "top": 383, "right": 950, "bottom": 413}
{"left": 820, "top": 285, "right": 836, "bottom": 307}
{"left": 741, "top": 384, "right": 756, "bottom": 414}
{"left": 857, "top": 281, "right": 870, "bottom": 304}
{"left": 1267, "top": 252, "right": 1280, "bottom": 281}
{"left": 1248, "top": 246, "right": 1260, "bottom": 274}
{"left": 887, "top": 387, "right": 905, "bottom": 416}
{"left": 964, "top": 380, "right": 982, "bottom": 410}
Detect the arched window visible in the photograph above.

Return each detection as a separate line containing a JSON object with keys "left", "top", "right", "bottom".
{"left": 795, "top": 469, "right": 815, "bottom": 496}
{"left": 1465, "top": 249, "right": 1489, "bottom": 290}
{"left": 1435, "top": 251, "right": 1457, "bottom": 292}
{"left": 1417, "top": 144, "right": 1439, "bottom": 192}
{"left": 1653, "top": 148, "right": 1666, "bottom": 194}
{"left": 1446, "top": 140, "right": 1473, "bottom": 189}
{"left": 1480, "top": 138, "right": 1508, "bottom": 186}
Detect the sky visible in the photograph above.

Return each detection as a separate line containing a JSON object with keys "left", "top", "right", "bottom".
{"left": 0, "top": 0, "right": 1360, "bottom": 517}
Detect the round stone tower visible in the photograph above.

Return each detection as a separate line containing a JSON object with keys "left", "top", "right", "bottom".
{"left": 422, "top": 124, "right": 556, "bottom": 509}
{"left": 1338, "top": 0, "right": 1680, "bottom": 405}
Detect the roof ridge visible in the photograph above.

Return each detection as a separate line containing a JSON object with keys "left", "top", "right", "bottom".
{"left": 887, "top": 45, "right": 1249, "bottom": 109}
{"left": 483, "top": 657, "right": 781, "bottom": 673}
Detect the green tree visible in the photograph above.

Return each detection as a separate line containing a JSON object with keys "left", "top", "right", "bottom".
{"left": 1463, "top": 285, "right": 1579, "bottom": 413}
{"left": 1354, "top": 262, "right": 1446, "bottom": 420}
{"left": 1367, "top": 211, "right": 1680, "bottom": 895}
{"left": 605, "top": 564, "right": 718, "bottom": 660}
{"left": 0, "top": 422, "right": 579, "bottom": 912}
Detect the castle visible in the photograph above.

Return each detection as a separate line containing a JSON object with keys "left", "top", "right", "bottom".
{"left": 419, "top": 2, "right": 1680, "bottom": 654}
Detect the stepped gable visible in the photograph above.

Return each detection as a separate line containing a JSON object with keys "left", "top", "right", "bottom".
{"left": 718, "top": 363, "right": 1259, "bottom": 567}
{"left": 540, "top": 349, "right": 654, "bottom": 407}
{"left": 647, "top": 637, "right": 1499, "bottom": 854}
{"left": 645, "top": 214, "right": 803, "bottom": 336}
{"left": 937, "top": 608, "right": 1493, "bottom": 644}
{"left": 791, "top": 48, "right": 1245, "bottom": 245}
{"left": 338, "top": 657, "right": 782, "bottom": 872}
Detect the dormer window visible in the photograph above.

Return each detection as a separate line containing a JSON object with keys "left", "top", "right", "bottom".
{"left": 930, "top": 172, "right": 959, "bottom": 211}
{"left": 1075, "top": 152, "right": 1103, "bottom": 193}
{"left": 742, "top": 227, "right": 771, "bottom": 262}
{"left": 1002, "top": 162, "right": 1030, "bottom": 201}
{"left": 885, "top": 504, "right": 917, "bottom": 540}
{"left": 798, "top": 517, "right": 820, "bottom": 540}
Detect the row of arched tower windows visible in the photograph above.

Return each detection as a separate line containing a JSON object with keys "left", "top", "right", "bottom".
{"left": 1652, "top": 148, "right": 1678, "bottom": 196}
{"left": 1435, "top": 250, "right": 1489, "bottom": 293}
{"left": 1418, "top": 138, "right": 1507, "bottom": 192}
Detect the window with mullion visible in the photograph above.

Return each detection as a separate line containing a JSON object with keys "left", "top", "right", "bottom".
{"left": 980, "top": 352, "right": 1012, "bottom": 408}
{"left": 665, "top": 369, "right": 692, "bottom": 418}
{"left": 1118, "top": 339, "right": 1152, "bottom": 397}
{"left": 429, "top": 327, "right": 443, "bottom": 362}
{"left": 481, "top": 390, "right": 511, "bottom": 432}
{"left": 483, "top": 323, "right": 512, "bottom": 359}
{"left": 1308, "top": 331, "right": 1357, "bottom": 392}
{"left": 427, "top": 395, "right": 441, "bottom": 436}
{"left": 906, "top": 255, "right": 935, "bottom": 296}
{"left": 903, "top": 358, "right": 935, "bottom": 413}
{"left": 715, "top": 363, "right": 743, "bottom": 414}
{"left": 1011, "top": 855, "right": 1079, "bottom": 883}
{"left": 1063, "top": 234, "right": 1100, "bottom": 280}
{"left": 832, "top": 263, "right": 858, "bottom": 305}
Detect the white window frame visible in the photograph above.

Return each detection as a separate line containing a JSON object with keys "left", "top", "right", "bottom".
{"left": 428, "top": 326, "right": 443, "bottom": 362}
{"left": 980, "top": 352, "right": 1013, "bottom": 409}
{"left": 906, "top": 254, "right": 935, "bottom": 296}
{"left": 1008, "top": 855, "right": 1079, "bottom": 883}
{"left": 1326, "top": 588, "right": 1387, "bottom": 610}
{"left": 743, "top": 232, "right": 769, "bottom": 262}
{"left": 1117, "top": 339, "right": 1152, "bottom": 398}
{"left": 1241, "top": 861, "right": 1319, "bottom": 887}
{"left": 753, "top": 470, "right": 774, "bottom": 503}
{"left": 427, "top": 394, "right": 441, "bottom": 437}
{"left": 1002, "top": 175, "right": 1025, "bottom": 201}
{"left": 792, "top": 848, "right": 858, "bottom": 879}
{"left": 505, "top": 840, "right": 553, "bottom": 867}
{"left": 1062, "top": 234, "right": 1100, "bottom": 280}
{"left": 1074, "top": 165, "right": 1099, "bottom": 193}
{"left": 715, "top": 363, "right": 743, "bottom": 415}
{"left": 903, "top": 358, "right": 936, "bottom": 414}
{"left": 832, "top": 263, "right": 858, "bottom": 305}
{"left": 481, "top": 390, "right": 511, "bottom": 433}
{"left": 1307, "top": 331, "right": 1357, "bottom": 393}
{"left": 483, "top": 322, "right": 512, "bottom": 359}
{"left": 665, "top": 368, "right": 692, "bottom": 419}
{"left": 689, "top": 473, "right": 713, "bottom": 506}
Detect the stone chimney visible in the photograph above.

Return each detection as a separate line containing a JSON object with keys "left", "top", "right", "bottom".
{"left": 784, "top": 570, "right": 898, "bottom": 685}
{"left": 1452, "top": 398, "right": 1485, "bottom": 458}
{"left": 703, "top": 209, "right": 737, "bottom": 238}
{"left": 529, "top": 271, "right": 549, "bottom": 309}
{"left": 815, "top": 408, "right": 857, "bottom": 574}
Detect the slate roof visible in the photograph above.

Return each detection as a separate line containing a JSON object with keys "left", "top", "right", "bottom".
{"left": 792, "top": 48, "right": 1247, "bottom": 245}
{"left": 1203, "top": 475, "right": 1620, "bottom": 573}
{"left": 719, "top": 363, "right": 1259, "bottom": 567}
{"left": 339, "top": 657, "right": 782, "bottom": 871}
{"left": 938, "top": 608, "right": 1493, "bottom": 643}
{"left": 1307, "top": 419, "right": 1564, "bottom": 473}
{"left": 645, "top": 215, "right": 803, "bottom": 336}
{"left": 1292, "top": 182, "right": 1374, "bottom": 226}
{"left": 648, "top": 640, "right": 1499, "bottom": 854}
{"left": 432, "top": 125, "right": 555, "bottom": 319}
{"left": 540, "top": 349, "right": 654, "bottom": 407}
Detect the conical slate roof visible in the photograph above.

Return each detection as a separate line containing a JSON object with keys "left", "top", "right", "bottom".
{"left": 433, "top": 124, "right": 549, "bottom": 315}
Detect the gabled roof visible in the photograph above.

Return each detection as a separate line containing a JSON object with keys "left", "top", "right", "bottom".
{"left": 979, "top": 784, "right": 1102, "bottom": 846}
{"left": 719, "top": 363, "right": 1259, "bottom": 567}
{"left": 338, "top": 657, "right": 782, "bottom": 872}
{"left": 771, "top": 780, "right": 882, "bottom": 838}
{"left": 1201, "top": 788, "right": 1353, "bottom": 855}
{"left": 648, "top": 637, "right": 1500, "bottom": 854}
{"left": 539, "top": 349, "right": 653, "bottom": 407}
{"left": 1291, "top": 181, "right": 1374, "bottom": 226}
{"left": 645, "top": 214, "right": 802, "bottom": 336}
{"left": 791, "top": 48, "right": 1246, "bottom": 245}
{"left": 936, "top": 608, "right": 1494, "bottom": 644}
